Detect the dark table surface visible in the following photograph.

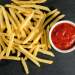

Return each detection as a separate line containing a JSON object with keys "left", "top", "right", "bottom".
{"left": 0, "top": 0, "right": 75, "bottom": 75}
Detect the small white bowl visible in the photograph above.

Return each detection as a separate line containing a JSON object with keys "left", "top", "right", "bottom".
{"left": 49, "top": 20, "right": 75, "bottom": 53}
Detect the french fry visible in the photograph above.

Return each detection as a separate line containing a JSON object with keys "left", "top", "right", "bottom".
{"left": 36, "top": 58, "right": 53, "bottom": 64}
{"left": 46, "top": 26, "right": 51, "bottom": 48}
{"left": 0, "top": 48, "right": 6, "bottom": 60}
{"left": 1, "top": 36, "right": 9, "bottom": 45}
{"left": 0, "top": 37, "right": 6, "bottom": 49}
{"left": 15, "top": 11, "right": 25, "bottom": 22}
{"left": 12, "top": 0, "right": 47, "bottom": 4}
{"left": 50, "top": 14, "right": 65, "bottom": 28}
{"left": 41, "top": 33, "right": 44, "bottom": 47}
{"left": 46, "top": 9, "right": 58, "bottom": 17}
{"left": 28, "top": 21, "right": 34, "bottom": 30}
{"left": 20, "top": 5, "right": 50, "bottom": 11}
{"left": 7, "top": 11, "right": 17, "bottom": 30}
{"left": 0, "top": 45, "right": 1, "bottom": 53}
{"left": 33, "top": 47, "right": 39, "bottom": 56}
{"left": 39, "top": 49, "right": 55, "bottom": 57}
{"left": 2, "top": 56, "right": 20, "bottom": 61}
{"left": 21, "top": 58, "right": 29, "bottom": 74}
{"left": 43, "top": 30, "right": 48, "bottom": 50}
{"left": 0, "top": 6, "right": 11, "bottom": 34}
{"left": 0, "top": 8, "right": 6, "bottom": 32}
{"left": 9, "top": 8, "right": 21, "bottom": 27}
{"left": 6, "top": 33, "right": 14, "bottom": 56}
{"left": 17, "top": 51, "right": 21, "bottom": 57}
{"left": 44, "top": 11, "right": 60, "bottom": 28}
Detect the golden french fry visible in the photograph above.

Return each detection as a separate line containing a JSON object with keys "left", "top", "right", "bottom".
{"left": 46, "top": 9, "right": 58, "bottom": 17}
{"left": 1, "top": 36, "right": 9, "bottom": 45}
{"left": 0, "top": 45, "right": 1, "bottom": 53}
{"left": 12, "top": 0, "right": 47, "bottom": 4}
{"left": 50, "top": 14, "right": 65, "bottom": 28}
{"left": 0, "top": 8, "right": 6, "bottom": 32}
{"left": 43, "top": 30, "right": 48, "bottom": 50}
{"left": 0, "top": 37, "right": 6, "bottom": 49}
{"left": 20, "top": 5, "right": 50, "bottom": 11}
{"left": 36, "top": 57, "right": 53, "bottom": 64}
{"left": 2, "top": 56, "right": 20, "bottom": 61}
{"left": 7, "top": 11, "right": 17, "bottom": 30}
{"left": 17, "top": 51, "right": 21, "bottom": 57}
{"left": 0, "top": 48, "right": 6, "bottom": 60}
{"left": 46, "top": 26, "right": 51, "bottom": 48}
{"left": 6, "top": 34, "right": 14, "bottom": 57}
{"left": 33, "top": 47, "right": 39, "bottom": 56}
{"left": 0, "top": 6, "right": 11, "bottom": 34}
{"left": 15, "top": 11, "right": 25, "bottom": 22}
{"left": 44, "top": 11, "right": 60, "bottom": 28}
{"left": 9, "top": 8, "right": 21, "bottom": 27}
{"left": 39, "top": 49, "right": 55, "bottom": 57}
{"left": 21, "top": 58, "right": 29, "bottom": 74}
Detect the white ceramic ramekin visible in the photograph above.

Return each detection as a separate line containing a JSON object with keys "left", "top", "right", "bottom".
{"left": 49, "top": 20, "right": 75, "bottom": 53}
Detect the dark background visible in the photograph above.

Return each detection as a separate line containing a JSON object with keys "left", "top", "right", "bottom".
{"left": 0, "top": 0, "right": 75, "bottom": 75}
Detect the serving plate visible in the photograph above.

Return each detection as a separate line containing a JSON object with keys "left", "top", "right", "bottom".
{"left": 0, "top": 0, "right": 75, "bottom": 75}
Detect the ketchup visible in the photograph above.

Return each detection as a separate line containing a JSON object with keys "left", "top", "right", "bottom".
{"left": 51, "top": 22, "right": 75, "bottom": 50}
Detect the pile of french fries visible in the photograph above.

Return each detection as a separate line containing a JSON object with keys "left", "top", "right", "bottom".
{"left": 0, "top": 0, "right": 65, "bottom": 74}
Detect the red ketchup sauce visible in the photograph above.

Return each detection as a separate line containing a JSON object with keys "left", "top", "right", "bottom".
{"left": 51, "top": 22, "right": 75, "bottom": 50}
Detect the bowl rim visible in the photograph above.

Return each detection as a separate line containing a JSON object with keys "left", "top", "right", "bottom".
{"left": 49, "top": 20, "right": 75, "bottom": 53}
